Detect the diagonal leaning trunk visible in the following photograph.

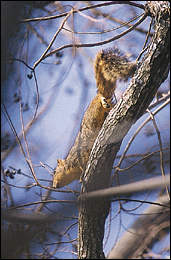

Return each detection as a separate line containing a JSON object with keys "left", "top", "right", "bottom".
{"left": 78, "top": 2, "right": 170, "bottom": 259}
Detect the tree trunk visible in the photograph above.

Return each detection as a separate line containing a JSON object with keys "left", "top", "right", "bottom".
{"left": 78, "top": 1, "right": 170, "bottom": 259}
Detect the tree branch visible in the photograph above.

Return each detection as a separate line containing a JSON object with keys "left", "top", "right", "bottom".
{"left": 79, "top": 174, "right": 170, "bottom": 201}
{"left": 20, "top": 1, "right": 145, "bottom": 23}
{"left": 107, "top": 195, "right": 170, "bottom": 259}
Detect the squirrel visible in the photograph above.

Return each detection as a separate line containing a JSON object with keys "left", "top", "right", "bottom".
{"left": 53, "top": 48, "right": 137, "bottom": 188}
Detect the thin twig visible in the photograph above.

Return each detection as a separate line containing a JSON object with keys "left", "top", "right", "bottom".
{"left": 2, "top": 104, "right": 28, "bottom": 160}
{"left": 115, "top": 98, "right": 170, "bottom": 171}
{"left": 115, "top": 147, "right": 169, "bottom": 172}
{"left": 20, "top": 1, "right": 145, "bottom": 23}
{"left": 8, "top": 58, "right": 33, "bottom": 70}
{"left": 46, "top": 238, "right": 77, "bottom": 246}
{"left": 19, "top": 103, "right": 40, "bottom": 185}
{"left": 62, "top": 222, "right": 78, "bottom": 236}
{"left": 90, "top": 5, "right": 150, "bottom": 35}
{"left": 1, "top": 69, "right": 62, "bottom": 162}
{"left": 147, "top": 109, "right": 170, "bottom": 199}
{"left": 1, "top": 180, "right": 37, "bottom": 189}
{"left": 63, "top": 13, "right": 143, "bottom": 35}
{"left": 136, "top": 17, "right": 154, "bottom": 62}
{"left": 31, "top": 70, "right": 40, "bottom": 122}
{"left": 33, "top": 8, "right": 74, "bottom": 69}
{"left": 148, "top": 91, "right": 170, "bottom": 110}
{"left": 42, "top": 13, "right": 147, "bottom": 60}
{"left": 9, "top": 199, "right": 77, "bottom": 210}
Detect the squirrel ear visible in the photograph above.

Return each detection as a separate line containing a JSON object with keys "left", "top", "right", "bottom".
{"left": 57, "top": 159, "right": 61, "bottom": 165}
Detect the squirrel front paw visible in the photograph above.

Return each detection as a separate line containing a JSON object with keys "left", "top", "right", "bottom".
{"left": 101, "top": 97, "right": 110, "bottom": 108}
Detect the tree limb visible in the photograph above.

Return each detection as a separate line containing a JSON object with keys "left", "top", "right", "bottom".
{"left": 107, "top": 195, "right": 170, "bottom": 259}
{"left": 79, "top": 174, "right": 170, "bottom": 201}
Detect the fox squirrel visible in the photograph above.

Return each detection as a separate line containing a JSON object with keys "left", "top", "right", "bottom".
{"left": 53, "top": 48, "right": 136, "bottom": 188}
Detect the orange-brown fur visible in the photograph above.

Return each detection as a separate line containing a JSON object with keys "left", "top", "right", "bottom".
{"left": 53, "top": 48, "right": 136, "bottom": 188}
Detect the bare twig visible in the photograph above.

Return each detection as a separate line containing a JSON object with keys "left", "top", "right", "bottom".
{"left": 46, "top": 238, "right": 77, "bottom": 246}
{"left": 107, "top": 195, "right": 170, "bottom": 259}
{"left": 20, "top": 1, "right": 145, "bottom": 23}
{"left": 9, "top": 199, "right": 77, "bottom": 210}
{"left": 114, "top": 98, "right": 170, "bottom": 173}
{"left": 43, "top": 13, "right": 147, "bottom": 60}
{"left": 2, "top": 104, "right": 28, "bottom": 161}
{"left": 90, "top": 4, "right": 150, "bottom": 35}
{"left": 115, "top": 147, "right": 169, "bottom": 172}
{"left": 33, "top": 8, "right": 74, "bottom": 69}
{"left": 19, "top": 103, "right": 39, "bottom": 185}
{"left": 136, "top": 17, "right": 154, "bottom": 62}
{"left": 147, "top": 109, "right": 170, "bottom": 199}
{"left": 63, "top": 13, "right": 144, "bottom": 35}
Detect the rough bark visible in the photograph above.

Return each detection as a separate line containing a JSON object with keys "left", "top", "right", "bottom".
{"left": 78, "top": 1, "right": 170, "bottom": 259}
